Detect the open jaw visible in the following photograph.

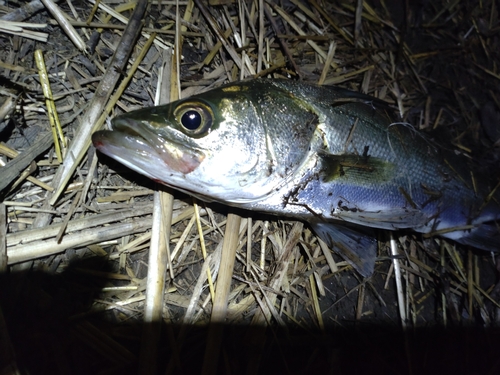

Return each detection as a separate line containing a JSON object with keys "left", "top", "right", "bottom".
{"left": 92, "top": 116, "right": 205, "bottom": 179}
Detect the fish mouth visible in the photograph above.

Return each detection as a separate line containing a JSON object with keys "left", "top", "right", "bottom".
{"left": 92, "top": 116, "right": 205, "bottom": 177}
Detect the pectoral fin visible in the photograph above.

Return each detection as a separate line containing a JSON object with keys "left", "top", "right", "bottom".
{"left": 311, "top": 222, "right": 377, "bottom": 277}
{"left": 319, "top": 153, "right": 395, "bottom": 184}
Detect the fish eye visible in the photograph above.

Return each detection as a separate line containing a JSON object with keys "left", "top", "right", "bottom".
{"left": 181, "top": 110, "right": 202, "bottom": 130}
{"left": 174, "top": 102, "right": 213, "bottom": 135}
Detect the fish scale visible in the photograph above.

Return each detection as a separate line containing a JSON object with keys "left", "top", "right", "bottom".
{"left": 92, "top": 79, "right": 500, "bottom": 276}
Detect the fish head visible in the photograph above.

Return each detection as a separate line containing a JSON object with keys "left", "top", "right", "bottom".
{"left": 92, "top": 82, "right": 317, "bottom": 204}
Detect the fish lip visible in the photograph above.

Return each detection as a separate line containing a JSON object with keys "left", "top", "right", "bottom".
{"left": 111, "top": 116, "right": 151, "bottom": 138}
{"left": 97, "top": 116, "right": 205, "bottom": 175}
{"left": 111, "top": 115, "right": 157, "bottom": 141}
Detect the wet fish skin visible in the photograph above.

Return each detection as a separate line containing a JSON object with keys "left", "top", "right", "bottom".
{"left": 92, "top": 79, "right": 500, "bottom": 276}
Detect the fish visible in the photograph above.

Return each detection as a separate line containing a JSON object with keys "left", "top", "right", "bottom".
{"left": 92, "top": 79, "right": 500, "bottom": 277}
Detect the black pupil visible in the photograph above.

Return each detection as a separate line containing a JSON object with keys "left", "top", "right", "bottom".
{"left": 181, "top": 110, "right": 202, "bottom": 130}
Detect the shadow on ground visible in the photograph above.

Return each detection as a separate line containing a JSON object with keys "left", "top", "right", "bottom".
{"left": 1, "top": 257, "right": 499, "bottom": 375}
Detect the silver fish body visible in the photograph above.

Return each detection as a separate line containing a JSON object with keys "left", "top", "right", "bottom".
{"left": 92, "top": 79, "right": 500, "bottom": 276}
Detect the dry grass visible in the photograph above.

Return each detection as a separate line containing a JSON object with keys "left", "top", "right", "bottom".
{"left": 1, "top": 0, "right": 500, "bottom": 374}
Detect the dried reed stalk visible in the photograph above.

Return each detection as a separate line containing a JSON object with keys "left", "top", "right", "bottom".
{"left": 8, "top": 219, "right": 152, "bottom": 264}
{"left": 201, "top": 212, "right": 242, "bottom": 375}
{"left": 6, "top": 207, "right": 152, "bottom": 246}
{"left": 2, "top": 1, "right": 499, "bottom": 373}
{"left": 0, "top": 203, "right": 6, "bottom": 272}
{"left": 0, "top": 132, "right": 53, "bottom": 193}
{"left": 40, "top": 0, "right": 86, "bottom": 51}
{"left": 43, "top": 0, "right": 149, "bottom": 212}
